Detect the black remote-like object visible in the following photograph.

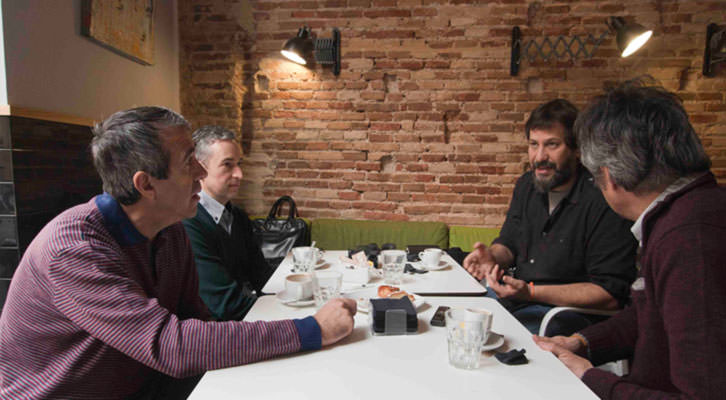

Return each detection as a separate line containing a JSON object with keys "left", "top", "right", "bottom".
{"left": 430, "top": 305, "right": 450, "bottom": 327}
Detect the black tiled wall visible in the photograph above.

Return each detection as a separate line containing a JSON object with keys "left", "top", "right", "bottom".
{"left": 0, "top": 118, "right": 14, "bottom": 310}
{"left": 0, "top": 116, "right": 101, "bottom": 310}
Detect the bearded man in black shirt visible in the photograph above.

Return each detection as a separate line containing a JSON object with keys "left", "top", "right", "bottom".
{"left": 463, "top": 99, "right": 637, "bottom": 336}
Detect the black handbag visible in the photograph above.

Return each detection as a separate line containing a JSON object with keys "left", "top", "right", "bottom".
{"left": 252, "top": 196, "right": 310, "bottom": 268}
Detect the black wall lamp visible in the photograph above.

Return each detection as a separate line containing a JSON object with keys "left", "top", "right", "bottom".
{"left": 510, "top": 17, "right": 652, "bottom": 76}
{"left": 704, "top": 23, "right": 726, "bottom": 77}
{"left": 281, "top": 26, "right": 341, "bottom": 76}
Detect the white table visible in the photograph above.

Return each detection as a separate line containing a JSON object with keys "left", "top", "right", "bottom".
{"left": 189, "top": 296, "right": 597, "bottom": 399}
{"left": 262, "top": 250, "right": 487, "bottom": 296}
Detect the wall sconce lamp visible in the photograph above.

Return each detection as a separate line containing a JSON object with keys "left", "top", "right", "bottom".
{"left": 281, "top": 26, "right": 341, "bottom": 76}
{"left": 510, "top": 17, "right": 652, "bottom": 76}
{"left": 704, "top": 23, "right": 726, "bottom": 77}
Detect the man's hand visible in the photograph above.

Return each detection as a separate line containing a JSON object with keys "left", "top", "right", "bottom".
{"left": 532, "top": 334, "right": 583, "bottom": 354}
{"left": 313, "top": 297, "right": 357, "bottom": 346}
{"left": 534, "top": 335, "right": 593, "bottom": 378}
{"left": 463, "top": 242, "right": 497, "bottom": 280}
{"left": 485, "top": 265, "right": 530, "bottom": 301}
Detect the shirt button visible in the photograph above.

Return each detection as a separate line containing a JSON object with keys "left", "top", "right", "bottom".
{"left": 530, "top": 259, "right": 535, "bottom": 264}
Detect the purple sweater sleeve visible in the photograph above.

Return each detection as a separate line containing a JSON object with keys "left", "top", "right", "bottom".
{"left": 49, "top": 244, "right": 306, "bottom": 378}
{"left": 580, "top": 300, "right": 638, "bottom": 366}
{"left": 580, "top": 224, "right": 726, "bottom": 399}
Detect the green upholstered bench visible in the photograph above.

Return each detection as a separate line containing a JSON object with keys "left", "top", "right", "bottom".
{"left": 311, "top": 219, "right": 449, "bottom": 251}
{"left": 448, "top": 226, "right": 500, "bottom": 252}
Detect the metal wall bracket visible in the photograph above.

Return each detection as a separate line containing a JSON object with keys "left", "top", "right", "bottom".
{"left": 314, "top": 28, "right": 341, "bottom": 76}
{"left": 510, "top": 26, "right": 609, "bottom": 76}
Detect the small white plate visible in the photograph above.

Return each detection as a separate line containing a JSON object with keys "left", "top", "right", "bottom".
{"left": 481, "top": 332, "right": 505, "bottom": 351}
{"left": 418, "top": 260, "right": 449, "bottom": 271}
{"left": 348, "top": 293, "right": 426, "bottom": 313}
{"left": 290, "top": 259, "right": 327, "bottom": 272}
{"left": 276, "top": 290, "right": 315, "bottom": 307}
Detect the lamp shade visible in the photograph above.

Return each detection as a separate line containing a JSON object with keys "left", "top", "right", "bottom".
{"left": 610, "top": 17, "right": 652, "bottom": 57}
{"left": 281, "top": 27, "right": 313, "bottom": 65}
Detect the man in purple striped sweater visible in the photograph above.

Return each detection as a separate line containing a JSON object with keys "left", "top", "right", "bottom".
{"left": 0, "top": 107, "right": 356, "bottom": 399}
{"left": 534, "top": 80, "right": 726, "bottom": 398}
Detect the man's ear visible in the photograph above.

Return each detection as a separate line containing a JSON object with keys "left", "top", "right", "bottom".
{"left": 600, "top": 166, "right": 618, "bottom": 191}
{"left": 132, "top": 171, "right": 156, "bottom": 201}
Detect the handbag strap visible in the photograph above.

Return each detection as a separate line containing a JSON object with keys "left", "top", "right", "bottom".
{"left": 267, "top": 195, "right": 298, "bottom": 221}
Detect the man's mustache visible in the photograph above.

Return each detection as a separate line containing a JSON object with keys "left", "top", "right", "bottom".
{"left": 533, "top": 161, "right": 557, "bottom": 170}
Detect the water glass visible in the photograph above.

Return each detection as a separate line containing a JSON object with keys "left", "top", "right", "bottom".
{"left": 311, "top": 270, "right": 342, "bottom": 308}
{"left": 445, "top": 308, "right": 491, "bottom": 369}
{"left": 292, "top": 246, "right": 321, "bottom": 272}
{"left": 447, "top": 328, "right": 484, "bottom": 369}
{"left": 380, "top": 250, "right": 406, "bottom": 285}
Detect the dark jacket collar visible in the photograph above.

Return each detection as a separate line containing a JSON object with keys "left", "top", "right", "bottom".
{"left": 95, "top": 193, "right": 147, "bottom": 246}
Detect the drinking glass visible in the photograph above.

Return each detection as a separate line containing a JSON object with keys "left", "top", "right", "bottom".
{"left": 380, "top": 250, "right": 406, "bottom": 285}
{"left": 311, "top": 270, "right": 342, "bottom": 308}
{"left": 292, "top": 246, "right": 321, "bottom": 272}
{"left": 445, "top": 308, "right": 490, "bottom": 369}
{"left": 447, "top": 328, "right": 485, "bottom": 369}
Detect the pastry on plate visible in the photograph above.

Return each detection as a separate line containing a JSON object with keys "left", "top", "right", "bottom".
{"left": 377, "top": 285, "right": 399, "bottom": 297}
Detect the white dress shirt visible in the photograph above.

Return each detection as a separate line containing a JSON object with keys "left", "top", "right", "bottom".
{"left": 199, "top": 190, "right": 233, "bottom": 235}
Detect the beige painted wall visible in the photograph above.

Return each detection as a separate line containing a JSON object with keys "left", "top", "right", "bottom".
{"left": 2, "top": 0, "right": 179, "bottom": 123}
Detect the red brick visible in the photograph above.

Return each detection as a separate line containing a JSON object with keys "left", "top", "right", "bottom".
{"left": 454, "top": 93, "right": 480, "bottom": 102}
{"left": 356, "top": 162, "right": 381, "bottom": 171}
{"left": 364, "top": 9, "right": 411, "bottom": 18}
{"left": 371, "top": 123, "right": 402, "bottom": 131}
{"left": 365, "top": 30, "right": 416, "bottom": 39}
{"left": 399, "top": 61, "right": 425, "bottom": 70}
{"left": 338, "top": 191, "right": 361, "bottom": 200}
{"left": 690, "top": 114, "right": 718, "bottom": 124}
{"left": 361, "top": 91, "right": 386, "bottom": 101}
{"left": 353, "top": 201, "right": 398, "bottom": 211}
{"left": 413, "top": 8, "right": 437, "bottom": 17}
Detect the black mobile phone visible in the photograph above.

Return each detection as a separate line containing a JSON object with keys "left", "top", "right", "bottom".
{"left": 430, "top": 305, "right": 450, "bottom": 327}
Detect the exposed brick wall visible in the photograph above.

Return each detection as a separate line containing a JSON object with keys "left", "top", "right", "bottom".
{"left": 179, "top": 0, "right": 726, "bottom": 227}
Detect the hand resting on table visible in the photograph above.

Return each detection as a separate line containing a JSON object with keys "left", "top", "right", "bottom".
{"left": 314, "top": 298, "right": 357, "bottom": 346}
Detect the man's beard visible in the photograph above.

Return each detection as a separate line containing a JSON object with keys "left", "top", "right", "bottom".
{"left": 532, "top": 160, "right": 574, "bottom": 193}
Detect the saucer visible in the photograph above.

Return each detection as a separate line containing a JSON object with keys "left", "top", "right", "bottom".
{"left": 347, "top": 293, "right": 425, "bottom": 313}
{"left": 276, "top": 290, "right": 315, "bottom": 307}
{"left": 481, "top": 332, "right": 505, "bottom": 351}
{"left": 291, "top": 259, "right": 327, "bottom": 272}
{"left": 418, "top": 260, "right": 449, "bottom": 271}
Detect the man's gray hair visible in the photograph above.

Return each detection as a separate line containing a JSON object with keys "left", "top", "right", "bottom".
{"left": 192, "top": 125, "right": 238, "bottom": 164}
{"left": 91, "top": 106, "right": 190, "bottom": 205}
{"left": 575, "top": 78, "right": 711, "bottom": 194}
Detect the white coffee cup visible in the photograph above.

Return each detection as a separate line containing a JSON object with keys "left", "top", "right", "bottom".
{"left": 446, "top": 307, "right": 493, "bottom": 342}
{"left": 285, "top": 273, "right": 313, "bottom": 300}
{"left": 418, "top": 248, "right": 443, "bottom": 268}
{"left": 343, "top": 266, "right": 370, "bottom": 285}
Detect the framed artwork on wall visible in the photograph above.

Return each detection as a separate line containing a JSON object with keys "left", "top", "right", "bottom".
{"left": 81, "top": 0, "right": 155, "bottom": 65}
